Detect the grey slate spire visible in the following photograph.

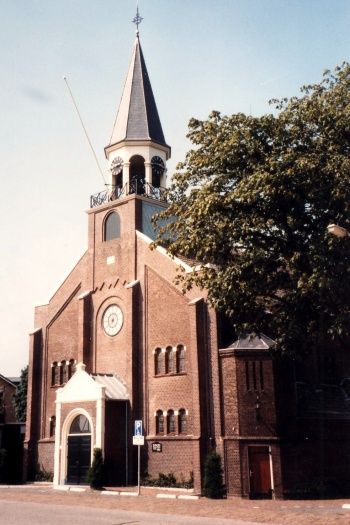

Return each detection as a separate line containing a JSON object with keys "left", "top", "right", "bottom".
{"left": 108, "top": 35, "right": 169, "bottom": 150}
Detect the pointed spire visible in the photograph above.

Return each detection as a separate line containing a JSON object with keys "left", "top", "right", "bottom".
{"left": 107, "top": 35, "right": 170, "bottom": 153}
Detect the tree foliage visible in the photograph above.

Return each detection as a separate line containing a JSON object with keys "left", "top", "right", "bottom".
{"left": 87, "top": 447, "right": 104, "bottom": 490}
{"left": 202, "top": 452, "right": 225, "bottom": 498}
{"left": 13, "top": 365, "right": 28, "bottom": 422}
{"left": 154, "top": 63, "right": 350, "bottom": 357}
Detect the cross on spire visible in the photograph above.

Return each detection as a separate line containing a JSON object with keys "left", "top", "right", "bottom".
{"left": 132, "top": 5, "right": 143, "bottom": 35}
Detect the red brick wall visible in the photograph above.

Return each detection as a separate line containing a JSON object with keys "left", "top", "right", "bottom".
{"left": 146, "top": 437, "right": 199, "bottom": 487}
{"left": 37, "top": 439, "right": 55, "bottom": 474}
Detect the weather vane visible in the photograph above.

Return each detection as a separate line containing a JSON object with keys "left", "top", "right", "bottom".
{"left": 132, "top": 5, "right": 143, "bottom": 35}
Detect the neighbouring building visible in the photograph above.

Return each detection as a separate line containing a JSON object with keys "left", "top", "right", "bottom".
{"left": 24, "top": 22, "right": 350, "bottom": 498}
{"left": 0, "top": 374, "right": 25, "bottom": 483}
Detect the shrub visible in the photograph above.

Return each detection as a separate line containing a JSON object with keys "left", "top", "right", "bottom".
{"left": 141, "top": 471, "right": 193, "bottom": 489}
{"left": 35, "top": 466, "right": 53, "bottom": 482}
{"left": 87, "top": 448, "right": 104, "bottom": 490}
{"left": 202, "top": 452, "right": 225, "bottom": 499}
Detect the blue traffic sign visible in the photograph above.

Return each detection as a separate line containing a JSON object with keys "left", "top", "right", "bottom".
{"left": 134, "top": 420, "right": 143, "bottom": 436}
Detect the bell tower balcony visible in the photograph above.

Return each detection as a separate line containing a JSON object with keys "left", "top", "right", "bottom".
{"left": 90, "top": 181, "right": 167, "bottom": 208}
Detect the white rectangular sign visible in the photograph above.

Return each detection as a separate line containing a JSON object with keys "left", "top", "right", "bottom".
{"left": 133, "top": 435, "right": 145, "bottom": 446}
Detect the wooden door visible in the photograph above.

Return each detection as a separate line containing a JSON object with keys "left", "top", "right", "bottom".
{"left": 67, "top": 435, "right": 91, "bottom": 485}
{"left": 248, "top": 446, "right": 272, "bottom": 498}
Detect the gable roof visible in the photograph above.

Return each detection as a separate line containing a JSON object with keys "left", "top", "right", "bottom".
{"left": 226, "top": 333, "right": 276, "bottom": 350}
{"left": 108, "top": 36, "right": 169, "bottom": 149}
{"left": 92, "top": 374, "right": 128, "bottom": 400}
{"left": 0, "top": 373, "right": 18, "bottom": 388}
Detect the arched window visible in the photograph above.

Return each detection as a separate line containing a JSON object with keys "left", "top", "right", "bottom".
{"left": 50, "top": 416, "right": 56, "bottom": 437}
{"left": 167, "top": 410, "right": 175, "bottom": 434}
{"left": 165, "top": 346, "right": 174, "bottom": 374}
{"left": 154, "top": 348, "right": 162, "bottom": 375}
{"left": 176, "top": 345, "right": 186, "bottom": 373}
{"left": 110, "top": 156, "right": 124, "bottom": 197}
{"left": 104, "top": 212, "right": 120, "bottom": 241}
{"left": 129, "top": 155, "right": 145, "bottom": 195}
{"left": 68, "top": 359, "right": 76, "bottom": 379}
{"left": 52, "top": 362, "right": 60, "bottom": 386}
{"left": 178, "top": 409, "right": 187, "bottom": 434}
{"left": 156, "top": 410, "right": 164, "bottom": 435}
{"left": 151, "top": 156, "right": 165, "bottom": 188}
{"left": 51, "top": 362, "right": 57, "bottom": 386}
{"left": 61, "top": 361, "right": 68, "bottom": 384}
{"left": 70, "top": 415, "right": 91, "bottom": 434}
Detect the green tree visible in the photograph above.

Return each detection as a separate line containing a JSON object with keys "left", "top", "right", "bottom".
{"left": 202, "top": 452, "right": 225, "bottom": 498}
{"left": 13, "top": 366, "right": 28, "bottom": 422}
{"left": 154, "top": 63, "right": 350, "bottom": 358}
{"left": 87, "top": 448, "right": 104, "bottom": 490}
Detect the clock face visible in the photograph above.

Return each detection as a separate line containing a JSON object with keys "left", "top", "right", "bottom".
{"left": 102, "top": 304, "right": 123, "bottom": 336}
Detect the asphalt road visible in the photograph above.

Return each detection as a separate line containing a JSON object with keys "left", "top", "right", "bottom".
{"left": 0, "top": 500, "right": 269, "bottom": 525}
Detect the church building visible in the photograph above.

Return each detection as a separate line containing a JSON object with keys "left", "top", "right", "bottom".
{"left": 24, "top": 24, "right": 283, "bottom": 497}
{"left": 26, "top": 19, "right": 350, "bottom": 499}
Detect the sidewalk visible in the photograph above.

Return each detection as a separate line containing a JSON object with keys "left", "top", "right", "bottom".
{"left": 0, "top": 483, "right": 349, "bottom": 525}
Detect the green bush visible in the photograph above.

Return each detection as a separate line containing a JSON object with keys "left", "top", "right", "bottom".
{"left": 202, "top": 452, "right": 225, "bottom": 499}
{"left": 35, "top": 466, "right": 53, "bottom": 482}
{"left": 87, "top": 448, "right": 104, "bottom": 490}
{"left": 141, "top": 471, "right": 193, "bottom": 489}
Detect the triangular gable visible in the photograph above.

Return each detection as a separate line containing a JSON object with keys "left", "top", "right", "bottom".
{"left": 56, "top": 363, "right": 104, "bottom": 403}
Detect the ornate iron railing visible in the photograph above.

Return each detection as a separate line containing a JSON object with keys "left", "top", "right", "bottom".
{"left": 90, "top": 181, "right": 167, "bottom": 208}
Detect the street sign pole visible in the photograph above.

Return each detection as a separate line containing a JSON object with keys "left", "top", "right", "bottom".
{"left": 133, "top": 420, "right": 143, "bottom": 496}
{"left": 137, "top": 444, "right": 140, "bottom": 496}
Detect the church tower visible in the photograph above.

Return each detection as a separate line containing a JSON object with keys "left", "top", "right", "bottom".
{"left": 100, "top": 19, "right": 170, "bottom": 204}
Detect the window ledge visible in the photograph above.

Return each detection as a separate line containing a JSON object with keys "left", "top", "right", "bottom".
{"left": 154, "top": 372, "right": 187, "bottom": 378}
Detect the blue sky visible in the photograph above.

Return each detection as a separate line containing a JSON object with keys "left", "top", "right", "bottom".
{"left": 1, "top": 0, "right": 350, "bottom": 376}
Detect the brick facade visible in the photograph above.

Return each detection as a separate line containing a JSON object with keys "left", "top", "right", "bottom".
{"left": 24, "top": 34, "right": 350, "bottom": 498}
{"left": 24, "top": 194, "right": 289, "bottom": 496}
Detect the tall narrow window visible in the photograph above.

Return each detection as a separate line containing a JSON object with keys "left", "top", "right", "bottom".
{"left": 104, "top": 212, "right": 120, "bottom": 241}
{"left": 154, "top": 348, "right": 162, "bottom": 375}
{"left": 151, "top": 156, "right": 165, "bottom": 188}
{"left": 165, "top": 346, "right": 174, "bottom": 374}
{"left": 245, "top": 361, "right": 250, "bottom": 391}
{"left": 50, "top": 416, "right": 56, "bottom": 437}
{"left": 259, "top": 361, "right": 264, "bottom": 390}
{"left": 111, "top": 156, "right": 124, "bottom": 197}
{"left": 156, "top": 410, "right": 164, "bottom": 434}
{"left": 61, "top": 361, "right": 68, "bottom": 384}
{"left": 52, "top": 362, "right": 60, "bottom": 386}
{"left": 167, "top": 410, "right": 175, "bottom": 434}
{"left": 51, "top": 363, "right": 57, "bottom": 386}
{"left": 69, "top": 359, "right": 76, "bottom": 379}
{"left": 129, "top": 155, "right": 145, "bottom": 195}
{"left": 252, "top": 361, "right": 257, "bottom": 391}
{"left": 176, "top": 345, "right": 185, "bottom": 373}
{"left": 178, "top": 409, "right": 187, "bottom": 434}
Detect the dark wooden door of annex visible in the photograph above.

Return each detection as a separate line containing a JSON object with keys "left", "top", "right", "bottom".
{"left": 67, "top": 435, "right": 91, "bottom": 485}
{"left": 248, "top": 446, "right": 272, "bottom": 499}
